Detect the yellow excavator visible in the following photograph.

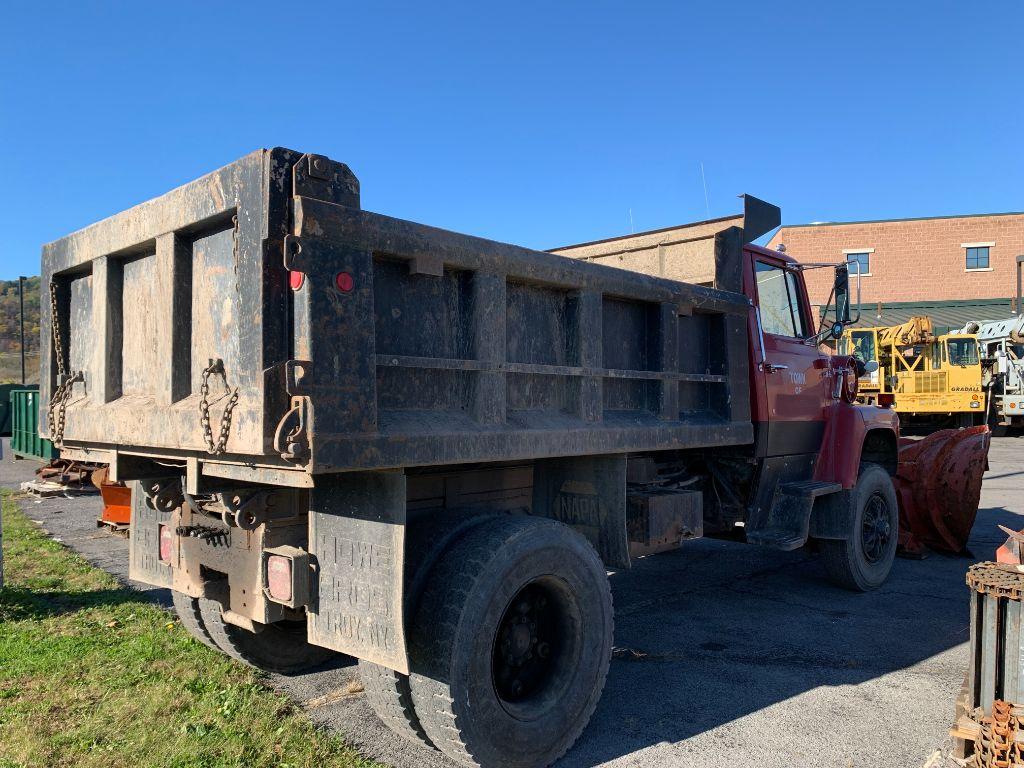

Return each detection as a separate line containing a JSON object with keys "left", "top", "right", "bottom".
{"left": 839, "top": 316, "right": 986, "bottom": 427}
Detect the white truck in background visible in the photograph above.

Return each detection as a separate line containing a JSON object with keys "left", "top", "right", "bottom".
{"left": 959, "top": 255, "right": 1024, "bottom": 433}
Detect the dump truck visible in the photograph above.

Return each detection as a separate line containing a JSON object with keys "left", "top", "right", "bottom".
{"left": 839, "top": 317, "right": 986, "bottom": 427}
{"left": 958, "top": 256, "right": 1024, "bottom": 433}
{"left": 43, "top": 149, "right": 907, "bottom": 768}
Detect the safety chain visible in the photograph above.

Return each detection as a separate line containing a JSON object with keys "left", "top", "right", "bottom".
{"left": 48, "top": 280, "right": 83, "bottom": 446}
{"left": 49, "top": 281, "right": 66, "bottom": 378}
{"left": 48, "top": 371, "right": 83, "bottom": 447}
{"left": 199, "top": 359, "right": 239, "bottom": 455}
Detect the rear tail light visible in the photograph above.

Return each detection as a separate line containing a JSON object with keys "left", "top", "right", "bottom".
{"left": 262, "top": 546, "right": 310, "bottom": 608}
{"left": 158, "top": 524, "right": 173, "bottom": 563}
{"left": 267, "top": 555, "right": 292, "bottom": 603}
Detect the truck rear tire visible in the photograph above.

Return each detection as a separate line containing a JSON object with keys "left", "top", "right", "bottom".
{"left": 407, "top": 515, "right": 613, "bottom": 768}
{"left": 821, "top": 463, "right": 898, "bottom": 591}
{"left": 170, "top": 590, "right": 219, "bottom": 650}
{"left": 359, "top": 510, "right": 504, "bottom": 749}
{"left": 198, "top": 599, "right": 335, "bottom": 674}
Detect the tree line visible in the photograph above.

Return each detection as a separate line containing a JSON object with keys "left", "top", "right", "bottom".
{"left": 0, "top": 276, "right": 41, "bottom": 354}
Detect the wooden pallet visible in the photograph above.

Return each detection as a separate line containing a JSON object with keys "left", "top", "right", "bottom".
{"left": 19, "top": 480, "right": 99, "bottom": 499}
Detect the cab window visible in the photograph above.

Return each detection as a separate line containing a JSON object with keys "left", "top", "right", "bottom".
{"left": 948, "top": 338, "right": 979, "bottom": 366}
{"left": 756, "top": 262, "right": 807, "bottom": 338}
{"left": 851, "top": 331, "right": 876, "bottom": 362}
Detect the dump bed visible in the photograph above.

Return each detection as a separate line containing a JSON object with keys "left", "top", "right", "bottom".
{"left": 42, "top": 148, "right": 753, "bottom": 487}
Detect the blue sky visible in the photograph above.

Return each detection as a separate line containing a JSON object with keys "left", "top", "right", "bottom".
{"left": 1, "top": 1, "right": 1020, "bottom": 280}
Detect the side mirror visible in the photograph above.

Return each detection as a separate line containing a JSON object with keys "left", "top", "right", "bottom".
{"left": 863, "top": 360, "right": 879, "bottom": 373}
{"left": 834, "top": 265, "right": 851, "bottom": 325}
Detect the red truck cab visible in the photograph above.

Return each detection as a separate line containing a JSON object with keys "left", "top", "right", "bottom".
{"left": 740, "top": 242, "right": 900, "bottom": 589}
{"left": 747, "top": 244, "right": 898, "bottom": 480}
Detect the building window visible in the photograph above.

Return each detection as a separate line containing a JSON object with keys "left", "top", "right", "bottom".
{"left": 847, "top": 252, "right": 870, "bottom": 275}
{"left": 965, "top": 246, "right": 990, "bottom": 270}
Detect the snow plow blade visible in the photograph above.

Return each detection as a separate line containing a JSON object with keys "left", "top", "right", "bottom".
{"left": 895, "top": 426, "right": 991, "bottom": 556}
{"left": 91, "top": 466, "right": 132, "bottom": 527}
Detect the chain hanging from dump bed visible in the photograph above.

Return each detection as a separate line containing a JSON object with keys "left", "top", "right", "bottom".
{"left": 47, "top": 281, "right": 83, "bottom": 447}
{"left": 198, "top": 359, "right": 239, "bottom": 455}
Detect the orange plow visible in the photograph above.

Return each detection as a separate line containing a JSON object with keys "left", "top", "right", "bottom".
{"left": 91, "top": 465, "right": 132, "bottom": 529}
{"left": 895, "top": 425, "right": 991, "bottom": 556}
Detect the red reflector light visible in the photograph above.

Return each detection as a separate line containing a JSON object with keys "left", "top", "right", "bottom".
{"left": 158, "top": 524, "right": 173, "bottom": 563}
{"left": 267, "top": 555, "right": 292, "bottom": 602}
{"left": 289, "top": 270, "right": 305, "bottom": 290}
{"left": 335, "top": 271, "right": 354, "bottom": 293}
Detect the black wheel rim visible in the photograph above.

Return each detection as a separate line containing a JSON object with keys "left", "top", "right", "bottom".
{"left": 491, "top": 577, "right": 581, "bottom": 720}
{"left": 861, "top": 492, "right": 892, "bottom": 564}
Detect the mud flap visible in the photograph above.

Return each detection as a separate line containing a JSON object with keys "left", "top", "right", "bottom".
{"left": 308, "top": 471, "right": 408, "bottom": 674}
{"left": 127, "top": 479, "right": 173, "bottom": 588}
{"left": 532, "top": 454, "right": 630, "bottom": 570}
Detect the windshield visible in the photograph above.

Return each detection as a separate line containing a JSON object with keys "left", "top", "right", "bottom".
{"left": 850, "top": 331, "right": 876, "bottom": 362}
{"left": 947, "top": 338, "right": 979, "bottom": 366}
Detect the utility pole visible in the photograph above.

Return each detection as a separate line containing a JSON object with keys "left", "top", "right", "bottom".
{"left": 19, "top": 275, "right": 26, "bottom": 384}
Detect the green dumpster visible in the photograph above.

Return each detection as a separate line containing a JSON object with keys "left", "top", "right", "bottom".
{"left": 10, "top": 388, "right": 57, "bottom": 461}
{"left": 0, "top": 383, "right": 29, "bottom": 436}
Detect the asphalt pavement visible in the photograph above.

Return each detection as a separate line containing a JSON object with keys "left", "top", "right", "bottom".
{"left": 3, "top": 435, "right": 1022, "bottom": 768}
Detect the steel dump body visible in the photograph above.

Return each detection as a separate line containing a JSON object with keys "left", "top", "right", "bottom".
{"left": 42, "top": 148, "right": 753, "bottom": 485}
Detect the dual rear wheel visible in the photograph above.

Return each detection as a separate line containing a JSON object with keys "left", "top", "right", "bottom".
{"left": 361, "top": 515, "right": 614, "bottom": 768}
{"left": 171, "top": 591, "right": 333, "bottom": 674}
{"left": 169, "top": 513, "right": 614, "bottom": 768}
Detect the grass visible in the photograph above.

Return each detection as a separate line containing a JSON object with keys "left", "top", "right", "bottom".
{"left": 0, "top": 489, "right": 379, "bottom": 768}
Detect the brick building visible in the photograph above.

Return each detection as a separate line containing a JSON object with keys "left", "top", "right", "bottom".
{"left": 766, "top": 211, "right": 1024, "bottom": 329}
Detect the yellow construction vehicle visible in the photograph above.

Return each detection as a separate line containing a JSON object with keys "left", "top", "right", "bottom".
{"left": 839, "top": 316, "right": 985, "bottom": 426}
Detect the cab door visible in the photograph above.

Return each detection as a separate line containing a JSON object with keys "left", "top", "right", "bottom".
{"left": 752, "top": 256, "right": 831, "bottom": 456}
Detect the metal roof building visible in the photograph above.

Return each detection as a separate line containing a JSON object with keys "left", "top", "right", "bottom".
{"left": 839, "top": 298, "right": 1017, "bottom": 335}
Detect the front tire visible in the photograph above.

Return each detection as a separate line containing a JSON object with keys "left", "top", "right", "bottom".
{"left": 821, "top": 463, "right": 898, "bottom": 591}
{"left": 408, "top": 516, "right": 613, "bottom": 768}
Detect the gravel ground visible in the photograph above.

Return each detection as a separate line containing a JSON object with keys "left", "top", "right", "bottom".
{"left": 3, "top": 435, "right": 1021, "bottom": 768}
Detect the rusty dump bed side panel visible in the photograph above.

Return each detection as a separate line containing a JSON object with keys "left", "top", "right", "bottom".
{"left": 42, "top": 148, "right": 753, "bottom": 480}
